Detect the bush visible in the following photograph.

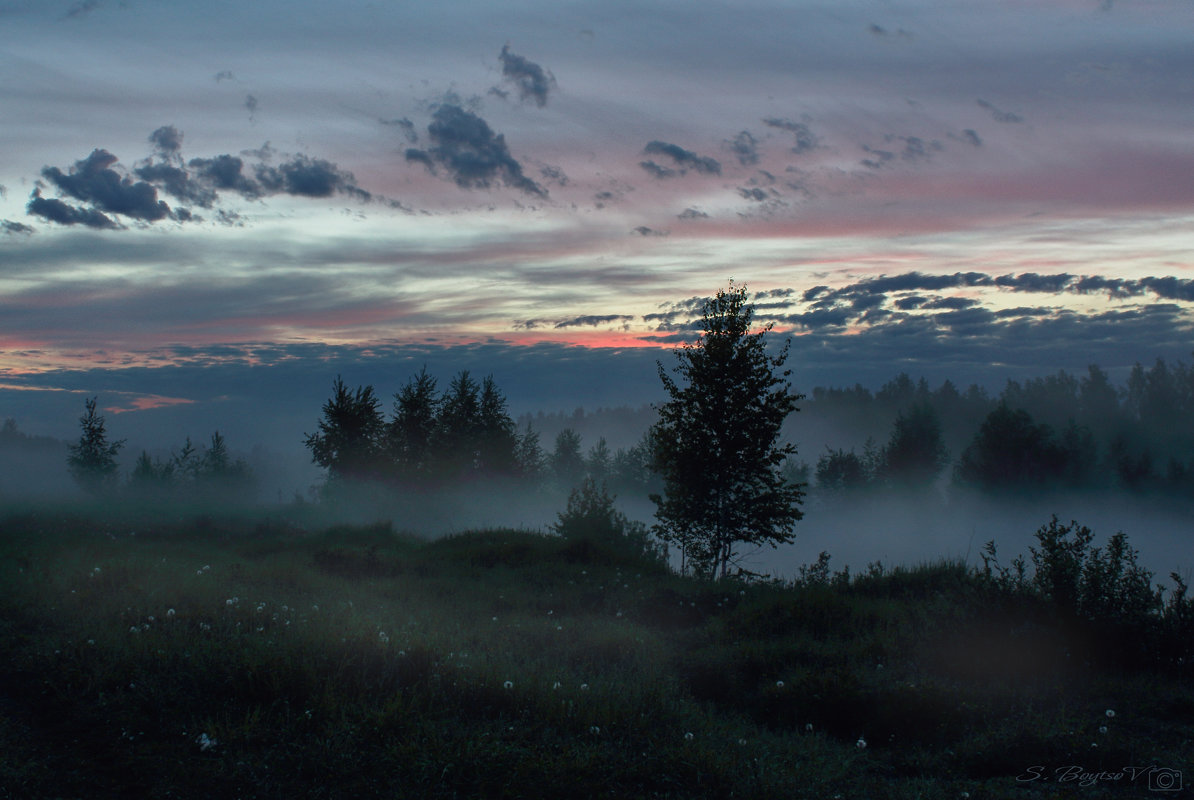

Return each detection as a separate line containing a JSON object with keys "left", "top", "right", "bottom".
{"left": 552, "top": 477, "right": 664, "bottom": 564}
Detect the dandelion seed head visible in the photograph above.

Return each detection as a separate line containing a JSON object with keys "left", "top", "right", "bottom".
{"left": 1105, "top": 709, "right": 1115, "bottom": 718}
{"left": 1098, "top": 726, "right": 1108, "bottom": 734}
{"left": 166, "top": 609, "right": 175, "bottom": 617}
{"left": 503, "top": 680, "right": 514, "bottom": 690}
{"left": 580, "top": 683, "right": 589, "bottom": 691}
{"left": 776, "top": 680, "right": 785, "bottom": 688}
{"left": 856, "top": 737, "right": 867, "bottom": 749}
{"left": 589, "top": 726, "right": 600, "bottom": 734}
{"left": 684, "top": 732, "right": 694, "bottom": 741}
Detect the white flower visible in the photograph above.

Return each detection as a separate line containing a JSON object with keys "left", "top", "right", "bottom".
{"left": 856, "top": 737, "right": 867, "bottom": 749}
{"left": 503, "top": 680, "right": 514, "bottom": 690}
{"left": 1105, "top": 709, "right": 1115, "bottom": 718}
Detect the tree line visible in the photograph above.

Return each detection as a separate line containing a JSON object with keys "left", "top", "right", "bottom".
{"left": 303, "top": 369, "right": 657, "bottom": 493}
{"left": 808, "top": 356, "right": 1194, "bottom": 496}
{"left": 63, "top": 397, "right": 254, "bottom": 502}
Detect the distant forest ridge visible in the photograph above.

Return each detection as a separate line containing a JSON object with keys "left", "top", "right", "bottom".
{"left": 3, "top": 354, "right": 1193, "bottom": 501}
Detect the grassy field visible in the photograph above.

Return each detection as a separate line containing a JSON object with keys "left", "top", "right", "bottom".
{"left": 0, "top": 508, "right": 1190, "bottom": 799}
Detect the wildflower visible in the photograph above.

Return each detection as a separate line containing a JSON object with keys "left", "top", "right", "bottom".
{"left": 580, "top": 683, "right": 589, "bottom": 691}
{"left": 397, "top": 650, "right": 406, "bottom": 656}
{"left": 195, "top": 732, "right": 217, "bottom": 751}
{"left": 552, "top": 682, "right": 561, "bottom": 690}
{"left": 378, "top": 632, "right": 389, "bottom": 643}
{"left": 1099, "top": 725, "right": 1108, "bottom": 734}
{"left": 147, "top": 616, "right": 155, "bottom": 622}
{"left": 166, "top": 609, "right": 175, "bottom": 618}
{"left": 503, "top": 680, "right": 514, "bottom": 690}
{"left": 776, "top": 680, "right": 785, "bottom": 688}
{"left": 856, "top": 737, "right": 867, "bottom": 750}
{"left": 684, "top": 732, "right": 694, "bottom": 741}
{"left": 590, "top": 726, "right": 600, "bottom": 734}
{"left": 805, "top": 723, "right": 814, "bottom": 732}
{"left": 556, "top": 625, "right": 563, "bottom": 631}
{"left": 1105, "top": 709, "right": 1115, "bottom": 718}
{"left": 87, "top": 639, "right": 95, "bottom": 645}
{"left": 130, "top": 626, "right": 140, "bottom": 634}
{"left": 738, "top": 738, "right": 747, "bottom": 746}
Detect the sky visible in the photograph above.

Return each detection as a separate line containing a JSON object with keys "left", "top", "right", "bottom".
{"left": 1, "top": 0, "right": 1193, "bottom": 452}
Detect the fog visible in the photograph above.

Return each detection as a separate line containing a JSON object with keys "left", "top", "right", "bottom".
{"left": 717, "top": 489, "right": 1194, "bottom": 590}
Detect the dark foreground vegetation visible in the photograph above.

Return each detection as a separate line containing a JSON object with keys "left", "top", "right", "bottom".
{"left": 1, "top": 509, "right": 1190, "bottom": 799}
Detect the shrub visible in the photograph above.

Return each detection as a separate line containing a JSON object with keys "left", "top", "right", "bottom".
{"left": 553, "top": 477, "right": 664, "bottom": 564}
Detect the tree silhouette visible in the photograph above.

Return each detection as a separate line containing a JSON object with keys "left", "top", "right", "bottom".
{"left": 877, "top": 402, "right": 948, "bottom": 489}
{"left": 649, "top": 281, "right": 804, "bottom": 579}
{"left": 388, "top": 367, "right": 440, "bottom": 480}
{"left": 304, "top": 376, "right": 385, "bottom": 481}
{"left": 67, "top": 397, "right": 124, "bottom": 494}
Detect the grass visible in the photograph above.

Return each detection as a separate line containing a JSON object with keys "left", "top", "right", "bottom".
{"left": 0, "top": 508, "right": 1190, "bottom": 798}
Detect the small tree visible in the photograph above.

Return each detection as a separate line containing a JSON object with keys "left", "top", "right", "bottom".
{"left": 387, "top": 367, "right": 440, "bottom": 480}
{"left": 553, "top": 477, "right": 663, "bottom": 563}
{"left": 649, "top": 281, "right": 804, "bottom": 579}
{"left": 67, "top": 397, "right": 124, "bottom": 494}
{"left": 304, "top": 376, "right": 385, "bottom": 481}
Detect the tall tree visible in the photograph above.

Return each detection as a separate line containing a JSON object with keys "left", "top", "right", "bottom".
{"left": 649, "top": 281, "right": 804, "bottom": 579}
{"left": 477, "top": 375, "right": 518, "bottom": 475}
{"left": 436, "top": 371, "right": 483, "bottom": 477}
{"left": 388, "top": 367, "right": 439, "bottom": 480}
{"left": 67, "top": 397, "right": 124, "bottom": 494}
{"left": 550, "top": 428, "right": 585, "bottom": 488}
{"left": 304, "top": 376, "right": 385, "bottom": 480}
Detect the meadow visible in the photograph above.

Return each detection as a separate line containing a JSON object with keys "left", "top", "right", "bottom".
{"left": 0, "top": 507, "right": 1190, "bottom": 799}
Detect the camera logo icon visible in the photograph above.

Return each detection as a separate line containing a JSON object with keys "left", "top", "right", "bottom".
{"left": 1150, "top": 768, "right": 1182, "bottom": 792}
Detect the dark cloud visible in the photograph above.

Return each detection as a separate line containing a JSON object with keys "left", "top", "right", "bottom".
{"left": 148, "top": 126, "right": 184, "bottom": 158}
{"left": 134, "top": 162, "right": 217, "bottom": 207}
{"left": 26, "top": 192, "right": 119, "bottom": 229}
{"left": 861, "top": 135, "right": 942, "bottom": 168}
{"left": 214, "top": 70, "right": 235, "bottom": 83}
{"left": 40, "top": 149, "right": 172, "bottom": 222}
{"left": 631, "top": 226, "right": 668, "bottom": 237}
{"left": 255, "top": 155, "right": 370, "bottom": 200}
{"left": 738, "top": 187, "right": 768, "bottom": 202}
{"left": 762, "top": 117, "right": 818, "bottom": 154}
{"left": 2, "top": 219, "right": 35, "bottom": 235}
{"left": 638, "top": 160, "right": 677, "bottom": 179}
{"left": 977, "top": 99, "right": 1023, "bottom": 123}
{"left": 726, "top": 130, "right": 759, "bottom": 166}
{"left": 245, "top": 94, "right": 259, "bottom": 120}
{"left": 554, "top": 315, "right": 634, "bottom": 328}
{"left": 860, "top": 146, "right": 895, "bottom": 169}
{"left": 539, "top": 164, "right": 568, "bottom": 186}
{"left": 187, "top": 154, "right": 260, "bottom": 199}
{"left": 677, "top": 207, "right": 709, "bottom": 220}
{"left": 405, "top": 104, "right": 546, "bottom": 197}
{"left": 498, "top": 45, "right": 555, "bottom": 108}
{"left": 30, "top": 131, "right": 375, "bottom": 229}
{"left": 922, "top": 295, "right": 981, "bottom": 310}
{"left": 381, "top": 117, "right": 419, "bottom": 143}
{"left": 642, "top": 141, "right": 721, "bottom": 176}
